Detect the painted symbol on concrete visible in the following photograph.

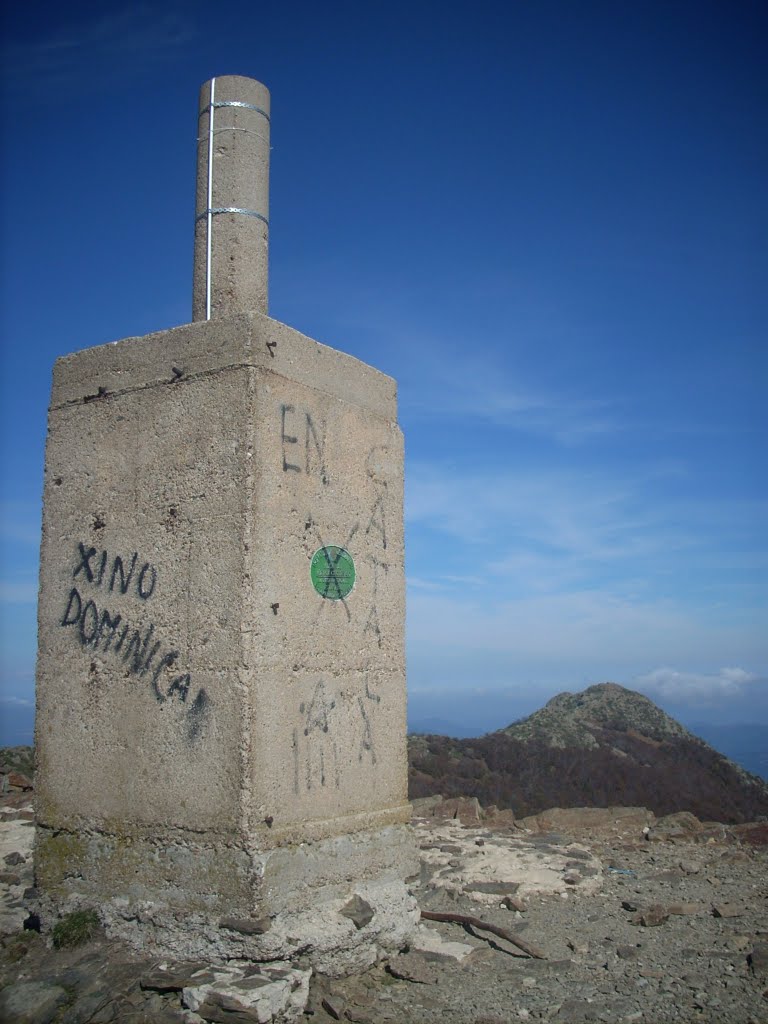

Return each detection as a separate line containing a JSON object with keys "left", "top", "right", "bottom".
{"left": 310, "top": 546, "right": 355, "bottom": 600}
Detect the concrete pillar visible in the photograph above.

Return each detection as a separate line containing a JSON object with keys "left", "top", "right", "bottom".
{"left": 193, "top": 76, "right": 270, "bottom": 321}
{"left": 35, "top": 314, "right": 416, "bottom": 970}
{"left": 35, "top": 80, "right": 416, "bottom": 975}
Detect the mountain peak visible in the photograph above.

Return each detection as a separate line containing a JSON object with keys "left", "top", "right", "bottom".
{"left": 501, "top": 682, "right": 692, "bottom": 749}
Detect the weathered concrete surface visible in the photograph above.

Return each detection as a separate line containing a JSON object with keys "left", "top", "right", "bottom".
{"left": 102, "top": 876, "right": 420, "bottom": 977}
{"left": 193, "top": 76, "right": 271, "bottom": 320}
{"left": 35, "top": 309, "right": 413, "bottom": 969}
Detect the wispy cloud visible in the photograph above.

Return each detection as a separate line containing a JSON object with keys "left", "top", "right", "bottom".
{"left": 306, "top": 287, "right": 622, "bottom": 447}
{"left": 1, "top": 502, "right": 41, "bottom": 605}
{"left": 0, "top": 666, "right": 35, "bottom": 709}
{"left": 407, "top": 457, "right": 768, "bottom": 608}
{"left": 407, "top": 574, "right": 485, "bottom": 593}
{"left": 407, "top": 577, "right": 447, "bottom": 593}
{"left": 0, "top": 695, "right": 34, "bottom": 707}
{"left": 2, "top": 5, "right": 196, "bottom": 94}
{"left": 398, "top": 341, "right": 619, "bottom": 445}
{"left": 407, "top": 461, "right": 700, "bottom": 591}
{"left": 406, "top": 453, "right": 767, "bottom": 699}
{"left": 408, "top": 588, "right": 752, "bottom": 663}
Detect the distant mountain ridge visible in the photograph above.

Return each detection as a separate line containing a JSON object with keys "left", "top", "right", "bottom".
{"left": 408, "top": 682, "right": 768, "bottom": 823}
{"left": 499, "top": 682, "right": 693, "bottom": 748}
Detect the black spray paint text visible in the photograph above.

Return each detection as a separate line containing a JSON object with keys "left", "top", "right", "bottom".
{"left": 60, "top": 539, "right": 210, "bottom": 741}
{"left": 73, "top": 542, "right": 157, "bottom": 602}
{"left": 281, "top": 404, "right": 328, "bottom": 483}
{"left": 61, "top": 586, "right": 192, "bottom": 705}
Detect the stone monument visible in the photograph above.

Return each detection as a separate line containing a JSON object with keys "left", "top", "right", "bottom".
{"left": 34, "top": 76, "right": 416, "bottom": 975}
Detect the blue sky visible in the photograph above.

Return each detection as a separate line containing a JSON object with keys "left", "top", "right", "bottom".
{"left": 1, "top": 1, "right": 766, "bottom": 745}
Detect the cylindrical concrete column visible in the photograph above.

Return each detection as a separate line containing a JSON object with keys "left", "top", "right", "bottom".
{"left": 193, "top": 76, "right": 270, "bottom": 321}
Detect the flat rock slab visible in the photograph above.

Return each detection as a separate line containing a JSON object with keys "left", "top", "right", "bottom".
{"left": 667, "top": 902, "right": 704, "bottom": 916}
{"left": 182, "top": 961, "right": 311, "bottom": 1023}
{"left": 520, "top": 807, "right": 654, "bottom": 834}
{"left": 409, "top": 923, "right": 475, "bottom": 961}
{"left": 638, "top": 905, "right": 670, "bottom": 927}
{"left": 219, "top": 917, "right": 273, "bottom": 935}
{"left": 414, "top": 820, "right": 602, "bottom": 902}
{"left": 339, "top": 895, "right": 374, "bottom": 930}
{"left": 749, "top": 943, "right": 768, "bottom": 976}
{"left": 463, "top": 881, "right": 521, "bottom": 895}
{"left": 141, "top": 961, "right": 213, "bottom": 991}
{"left": 712, "top": 903, "right": 744, "bottom": 918}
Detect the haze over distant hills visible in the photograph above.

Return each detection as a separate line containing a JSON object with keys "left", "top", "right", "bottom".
{"left": 688, "top": 723, "right": 768, "bottom": 782}
{"left": 3, "top": 683, "right": 765, "bottom": 781}
{"left": 408, "top": 688, "right": 768, "bottom": 782}
{"left": 408, "top": 683, "right": 768, "bottom": 820}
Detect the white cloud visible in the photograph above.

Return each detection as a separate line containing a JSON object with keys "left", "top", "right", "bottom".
{"left": 405, "top": 456, "right": 767, "bottom": 698}
{"left": 0, "top": 696, "right": 34, "bottom": 707}
{"left": 633, "top": 666, "right": 764, "bottom": 705}
{"left": 408, "top": 586, "right": 768, "bottom": 678}
{"left": 406, "top": 459, "right": 768, "bottom": 618}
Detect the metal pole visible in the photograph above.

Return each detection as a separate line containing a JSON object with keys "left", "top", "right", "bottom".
{"left": 205, "top": 77, "right": 216, "bottom": 321}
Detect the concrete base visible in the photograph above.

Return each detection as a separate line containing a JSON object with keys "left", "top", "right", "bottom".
{"left": 35, "top": 823, "right": 418, "bottom": 975}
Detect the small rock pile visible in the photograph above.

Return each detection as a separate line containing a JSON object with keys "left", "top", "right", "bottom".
{"left": 0, "top": 756, "right": 35, "bottom": 938}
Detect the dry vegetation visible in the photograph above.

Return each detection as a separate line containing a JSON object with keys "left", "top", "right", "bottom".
{"left": 408, "top": 684, "right": 768, "bottom": 824}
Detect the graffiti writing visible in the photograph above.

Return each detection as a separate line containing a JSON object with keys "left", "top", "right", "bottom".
{"left": 363, "top": 557, "right": 388, "bottom": 648}
{"left": 365, "top": 491, "right": 387, "bottom": 550}
{"left": 292, "top": 676, "right": 382, "bottom": 792}
{"left": 301, "top": 680, "right": 336, "bottom": 736}
{"left": 295, "top": 680, "right": 339, "bottom": 792}
{"left": 280, "top": 404, "right": 328, "bottom": 483}
{"left": 73, "top": 542, "right": 157, "bottom": 601}
{"left": 357, "top": 677, "right": 381, "bottom": 765}
{"left": 361, "top": 483, "right": 389, "bottom": 644}
{"left": 62, "top": 587, "right": 191, "bottom": 704}
{"left": 60, "top": 544, "right": 209, "bottom": 743}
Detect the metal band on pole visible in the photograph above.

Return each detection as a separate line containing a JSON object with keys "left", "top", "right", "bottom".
{"left": 196, "top": 208, "right": 270, "bottom": 227}
{"left": 209, "top": 100, "right": 270, "bottom": 122}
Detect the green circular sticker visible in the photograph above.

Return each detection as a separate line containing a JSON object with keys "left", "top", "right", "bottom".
{"left": 310, "top": 546, "right": 356, "bottom": 600}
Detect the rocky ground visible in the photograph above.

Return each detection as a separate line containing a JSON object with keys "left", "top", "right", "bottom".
{"left": 1, "top": 782, "right": 767, "bottom": 1024}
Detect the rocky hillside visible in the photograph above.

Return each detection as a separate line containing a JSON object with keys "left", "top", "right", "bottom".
{"left": 0, "top": 747, "right": 34, "bottom": 780}
{"left": 499, "top": 682, "right": 693, "bottom": 747}
{"left": 409, "top": 683, "right": 768, "bottom": 823}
